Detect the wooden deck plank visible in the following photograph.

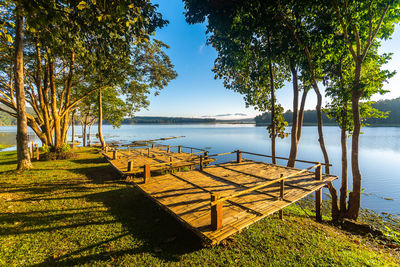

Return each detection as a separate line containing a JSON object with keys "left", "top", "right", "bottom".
{"left": 103, "top": 151, "right": 337, "bottom": 245}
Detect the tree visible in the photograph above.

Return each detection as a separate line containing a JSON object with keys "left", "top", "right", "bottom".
{"left": 324, "top": 33, "right": 394, "bottom": 219}
{"left": 184, "top": 0, "right": 294, "bottom": 162}
{"left": 0, "top": 1, "right": 33, "bottom": 169}
{"left": 329, "top": 0, "right": 399, "bottom": 219}
{"left": 277, "top": 0, "right": 336, "bottom": 173}
{"left": 15, "top": 1, "right": 32, "bottom": 170}
{"left": 14, "top": 1, "right": 32, "bottom": 169}
{"left": 87, "top": 39, "right": 177, "bottom": 148}
{"left": 0, "top": 0, "right": 175, "bottom": 153}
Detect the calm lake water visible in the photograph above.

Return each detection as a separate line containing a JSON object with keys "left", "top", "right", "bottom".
{"left": 1, "top": 124, "right": 399, "bottom": 215}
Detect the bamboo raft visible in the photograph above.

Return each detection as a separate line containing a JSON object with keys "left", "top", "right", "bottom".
{"left": 103, "top": 147, "right": 337, "bottom": 245}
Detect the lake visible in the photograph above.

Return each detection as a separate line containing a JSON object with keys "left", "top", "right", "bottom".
{"left": 1, "top": 124, "right": 399, "bottom": 215}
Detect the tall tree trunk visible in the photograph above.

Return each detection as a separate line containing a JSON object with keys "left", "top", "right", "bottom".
{"left": 48, "top": 54, "right": 62, "bottom": 151}
{"left": 14, "top": 3, "right": 32, "bottom": 170}
{"left": 83, "top": 115, "right": 88, "bottom": 147}
{"left": 88, "top": 123, "right": 91, "bottom": 147}
{"left": 269, "top": 63, "right": 276, "bottom": 164}
{"left": 296, "top": 89, "right": 308, "bottom": 142}
{"left": 346, "top": 93, "right": 362, "bottom": 219}
{"left": 98, "top": 88, "right": 106, "bottom": 148}
{"left": 313, "top": 85, "right": 331, "bottom": 174}
{"left": 340, "top": 105, "right": 348, "bottom": 214}
{"left": 71, "top": 110, "right": 75, "bottom": 149}
{"left": 287, "top": 60, "right": 299, "bottom": 167}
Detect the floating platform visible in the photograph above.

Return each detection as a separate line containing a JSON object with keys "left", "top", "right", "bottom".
{"left": 103, "top": 148, "right": 337, "bottom": 245}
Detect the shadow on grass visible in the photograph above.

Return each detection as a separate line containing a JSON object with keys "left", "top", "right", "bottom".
{"left": 41, "top": 154, "right": 203, "bottom": 265}
{"left": 1, "top": 152, "right": 203, "bottom": 265}
{"left": 69, "top": 157, "right": 120, "bottom": 183}
{"left": 0, "top": 159, "right": 18, "bottom": 166}
{"left": 39, "top": 187, "right": 203, "bottom": 266}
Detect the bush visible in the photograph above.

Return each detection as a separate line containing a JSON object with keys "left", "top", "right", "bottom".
{"left": 61, "top": 143, "right": 71, "bottom": 153}
{"left": 41, "top": 151, "right": 77, "bottom": 161}
{"left": 41, "top": 144, "right": 50, "bottom": 153}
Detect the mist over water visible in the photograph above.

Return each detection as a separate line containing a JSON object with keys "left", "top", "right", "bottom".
{"left": 1, "top": 124, "right": 399, "bottom": 215}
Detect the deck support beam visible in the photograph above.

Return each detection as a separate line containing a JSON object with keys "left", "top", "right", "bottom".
{"left": 178, "top": 146, "right": 182, "bottom": 153}
{"left": 128, "top": 161, "right": 133, "bottom": 172}
{"left": 315, "top": 164, "right": 322, "bottom": 222}
{"left": 199, "top": 155, "right": 204, "bottom": 171}
{"left": 211, "top": 193, "right": 223, "bottom": 230}
{"left": 236, "top": 150, "right": 242, "bottom": 163}
{"left": 144, "top": 164, "right": 151, "bottom": 183}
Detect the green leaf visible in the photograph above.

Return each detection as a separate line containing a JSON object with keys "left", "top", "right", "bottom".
{"left": 6, "top": 34, "right": 12, "bottom": 43}
{"left": 77, "top": 1, "right": 87, "bottom": 10}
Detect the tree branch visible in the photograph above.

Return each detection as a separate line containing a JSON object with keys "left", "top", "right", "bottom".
{"left": 61, "top": 86, "right": 100, "bottom": 118}
{"left": 331, "top": 0, "right": 357, "bottom": 61}
{"left": 361, "top": 4, "right": 390, "bottom": 60}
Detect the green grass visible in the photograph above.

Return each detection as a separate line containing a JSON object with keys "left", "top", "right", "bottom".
{"left": 0, "top": 148, "right": 398, "bottom": 266}
{"left": 0, "top": 144, "right": 12, "bottom": 151}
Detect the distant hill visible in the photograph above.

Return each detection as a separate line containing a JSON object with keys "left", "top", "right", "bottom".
{"left": 0, "top": 105, "right": 34, "bottom": 126}
{"left": 0, "top": 110, "right": 16, "bottom": 126}
{"left": 120, "top": 116, "right": 255, "bottom": 124}
{"left": 255, "top": 97, "right": 400, "bottom": 126}
{"left": 215, "top": 118, "right": 255, "bottom": 124}
{"left": 120, "top": 116, "right": 216, "bottom": 124}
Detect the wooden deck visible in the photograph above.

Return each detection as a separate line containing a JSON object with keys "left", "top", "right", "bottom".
{"left": 103, "top": 148, "right": 337, "bottom": 245}
{"left": 103, "top": 146, "right": 213, "bottom": 176}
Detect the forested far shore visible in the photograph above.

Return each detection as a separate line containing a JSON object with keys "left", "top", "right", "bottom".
{"left": 1, "top": 97, "right": 399, "bottom": 126}
{"left": 255, "top": 97, "right": 400, "bottom": 126}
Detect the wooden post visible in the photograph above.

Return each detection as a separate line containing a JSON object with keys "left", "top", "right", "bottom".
{"left": 315, "top": 163, "right": 322, "bottom": 222}
{"left": 143, "top": 164, "right": 150, "bottom": 183}
{"left": 113, "top": 150, "right": 117, "bottom": 160}
{"left": 199, "top": 155, "right": 204, "bottom": 171}
{"left": 167, "top": 145, "right": 170, "bottom": 153}
{"left": 236, "top": 150, "right": 242, "bottom": 163}
{"left": 128, "top": 161, "right": 133, "bottom": 172}
{"left": 29, "top": 141, "right": 33, "bottom": 158}
{"left": 169, "top": 156, "right": 173, "bottom": 170}
{"left": 152, "top": 143, "right": 155, "bottom": 148}
{"left": 211, "top": 193, "right": 223, "bottom": 230}
{"left": 178, "top": 146, "right": 182, "bottom": 153}
{"left": 105, "top": 146, "right": 108, "bottom": 153}
{"left": 35, "top": 144, "right": 39, "bottom": 161}
{"left": 190, "top": 148, "right": 193, "bottom": 154}
{"left": 279, "top": 174, "right": 284, "bottom": 220}
{"left": 147, "top": 148, "right": 150, "bottom": 157}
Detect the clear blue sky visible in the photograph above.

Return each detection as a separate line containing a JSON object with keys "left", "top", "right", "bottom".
{"left": 136, "top": 0, "right": 400, "bottom": 119}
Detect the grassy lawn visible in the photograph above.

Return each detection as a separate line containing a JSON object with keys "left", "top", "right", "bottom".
{"left": 0, "top": 148, "right": 398, "bottom": 266}
{"left": 0, "top": 144, "right": 12, "bottom": 151}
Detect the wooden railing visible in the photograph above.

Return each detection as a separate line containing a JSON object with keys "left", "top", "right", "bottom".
{"left": 209, "top": 161, "right": 323, "bottom": 230}
{"left": 240, "top": 150, "right": 332, "bottom": 166}
{"left": 121, "top": 149, "right": 212, "bottom": 183}
{"left": 105, "top": 146, "right": 327, "bottom": 229}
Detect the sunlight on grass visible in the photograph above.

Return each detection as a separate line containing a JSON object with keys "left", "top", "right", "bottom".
{"left": 0, "top": 148, "right": 398, "bottom": 266}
